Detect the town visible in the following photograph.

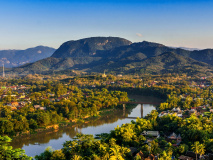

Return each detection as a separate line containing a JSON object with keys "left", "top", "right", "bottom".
{"left": 0, "top": 74, "right": 213, "bottom": 159}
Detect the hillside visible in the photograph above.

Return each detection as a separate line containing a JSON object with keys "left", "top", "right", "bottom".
{"left": 7, "top": 37, "right": 213, "bottom": 76}
{"left": 0, "top": 46, "right": 56, "bottom": 68}
{"left": 51, "top": 37, "right": 132, "bottom": 58}
{"left": 93, "top": 52, "right": 213, "bottom": 75}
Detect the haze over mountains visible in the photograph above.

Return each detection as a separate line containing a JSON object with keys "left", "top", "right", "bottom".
{"left": 4, "top": 37, "right": 213, "bottom": 76}
{"left": 0, "top": 46, "right": 55, "bottom": 68}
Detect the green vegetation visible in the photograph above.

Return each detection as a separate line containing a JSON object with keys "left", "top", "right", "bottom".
{"left": 0, "top": 74, "right": 213, "bottom": 159}
{"left": 0, "top": 136, "right": 31, "bottom": 159}
{"left": 0, "top": 78, "right": 128, "bottom": 136}
{"left": 6, "top": 37, "right": 213, "bottom": 76}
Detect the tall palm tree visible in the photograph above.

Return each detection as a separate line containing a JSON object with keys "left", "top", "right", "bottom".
{"left": 192, "top": 141, "right": 200, "bottom": 160}
{"left": 192, "top": 141, "right": 206, "bottom": 160}
{"left": 199, "top": 144, "right": 205, "bottom": 159}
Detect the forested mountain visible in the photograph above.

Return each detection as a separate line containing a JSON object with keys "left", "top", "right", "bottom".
{"left": 0, "top": 46, "right": 55, "bottom": 68}
{"left": 51, "top": 37, "right": 132, "bottom": 58}
{"left": 7, "top": 37, "right": 213, "bottom": 75}
{"left": 92, "top": 52, "right": 213, "bottom": 75}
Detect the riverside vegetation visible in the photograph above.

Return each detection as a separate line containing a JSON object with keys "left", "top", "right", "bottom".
{"left": 0, "top": 74, "right": 213, "bottom": 159}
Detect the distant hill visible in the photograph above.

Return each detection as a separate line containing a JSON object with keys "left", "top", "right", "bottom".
{"left": 0, "top": 46, "right": 56, "bottom": 68}
{"left": 7, "top": 37, "right": 213, "bottom": 76}
{"left": 169, "top": 46, "right": 202, "bottom": 51}
{"left": 51, "top": 37, "right": 132, "bottom": 58}
{"left": 96, "top": 41, "right": 213, "bottom": 66}
{"left": 93, "top": 52, "right": 213, "bottom": 75}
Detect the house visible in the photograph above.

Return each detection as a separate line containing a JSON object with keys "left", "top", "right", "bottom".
{"left": 135, "top": 151, "right": 156, "bottom": 160}
{"left": 39, "top": 107, "right": 46, "bottom": 110}
{"left": 19, "top": 85, "right": 26, "bottom": 89}
{"left": 16, "top": 94, "right": 25, "bottom": 99}
{"left": 177, "top": 113, "right": 183, "bottom": 117}
{"left": 142, "top": 131, "right": 160, "bottom": 138}
{"left": 11, "top": 102, "right": 19, "bottom": 107}
{"left": 189, "top": 109, "right": 197, "bottom": 115}
{"left": 48, "top": 93, "right": 55, "bottom": 97}
{"left": 34, "top": 105, "right": 41, "bottom": 109}
{"left": 158, "top": 111, "right": 168, "bottom": 117}
{"left": 167, "top": 132, "right": 182, "bottom": 146}
{"left": 185, "top": 151, "right": 199, "bottom": 160}
{"left": 178, "top": 155, "right": 193, "bottom": 160}
{"left": 24, "top": 97, "right": 31, "bottom": 101}
{"left": 172, "top": 107, "right": 181, "bottom": 112}
{"left": 168, "top": 132, "right": 177, "bottom": 140}
{"left": 49, "top": 98, "right": 55, "bottom": 102}
{"left": 142, "top": 131, "right": 160, "bottom": 144}
{"left": 10, "top": 86, "right": 17, "bottom": 90}
{"left": 56, "top": 96, "right": 67, "bottom": 101}
{"left": 11, "top": 106, "right": 17, "bottom": 111}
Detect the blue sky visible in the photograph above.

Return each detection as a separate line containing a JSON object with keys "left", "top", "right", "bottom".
{"left": 0, "top": 0, "right": 213, "bottom": 49}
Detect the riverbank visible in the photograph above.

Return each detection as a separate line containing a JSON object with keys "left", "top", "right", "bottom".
{"left": 11, "top": 105, "right": 129, "bottom": 139}
{"left": 11, "top": 96, "right": 161, "bottom": 157}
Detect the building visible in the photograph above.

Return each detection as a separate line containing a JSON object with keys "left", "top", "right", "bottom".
{"left": 178, "top": 155, "right": 193, "bottom": 160}
{"left": 167, "top": 132, "right": 182, "bottom": 146}
{"left": 142, "top": 131, "right": 160, "bottom": 138}
{"left": 102, "top": 71, "right": 107, "bottom": 78}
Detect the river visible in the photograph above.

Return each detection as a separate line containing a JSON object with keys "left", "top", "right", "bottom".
{"left": 11, "top": 95, "right": 164, "bottom": 157}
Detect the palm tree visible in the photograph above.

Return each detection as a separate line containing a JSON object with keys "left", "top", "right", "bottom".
{"left": 199, "top": 144, "right": 205, "bottom": 159}
{"left": 192, "top": 141, "right": 200, "bottom": 160}
{"left": 192, "top": 141, "right": 205, "bottom": 160}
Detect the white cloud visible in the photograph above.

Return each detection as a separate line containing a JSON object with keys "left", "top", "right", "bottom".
{"left": 136, "top": 33, "right": 143, "bottom": 37}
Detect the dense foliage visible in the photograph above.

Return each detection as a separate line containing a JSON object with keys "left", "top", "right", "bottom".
{"left": 1, "top": 74, "right": 213, "bottom": 159}
{"left": 0, "top": 136, "right": 31, "bottom": 159}
{"left": 0, "top": 79, "right": 128, "bottom": 136}
{"left": 8, "top": 38, "right": 213, "bottom": 75}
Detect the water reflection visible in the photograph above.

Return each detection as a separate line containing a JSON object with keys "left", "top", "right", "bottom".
{"left": 11, "top": 95, "right": 163, "bottom": 157}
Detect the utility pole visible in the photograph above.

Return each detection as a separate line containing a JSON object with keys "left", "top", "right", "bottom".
{"left": 2, "top": 63, "right": 5, "bottom": 78}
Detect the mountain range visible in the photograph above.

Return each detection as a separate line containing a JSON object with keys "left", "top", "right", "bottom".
{"left": 0, "top": 46, "right": 55, "bottom": 68}
{"left": 4, "top": 37, "right": 213, "bottom": 76}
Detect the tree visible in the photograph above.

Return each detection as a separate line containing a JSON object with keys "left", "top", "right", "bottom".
{"left": 0, "top": 136, "right": 31, "bottom": 159}
{"left": 35, "top": 147, "right": 52, "bottom": 160}
{"left": 198, "top": 144, "right": 205, "bottom": 159}
{"left": 72, "top": 155, "right": 82, "bottom": 160}
{"left": 29, "top": 119, "right": 38, "bottom": 129}
{"left": 178, "top": 144, "right": 189, "bottom": 155}
{"left": 0, "top": 120, "right": 14, "bottom": 134}
{"left": 150, "top": 140, "right": 160, "bottom": 155}
{"left": 191, "top": 141, "right": 205, "bottom": 160}
{"left": 158, "top": 150, "right": 172, "bottom": 160}
{"left": 50, "top": 150, "right": 66, "bottom": 160}
{"left": 109, "top": 138, "right": 130, "bottom": 160}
